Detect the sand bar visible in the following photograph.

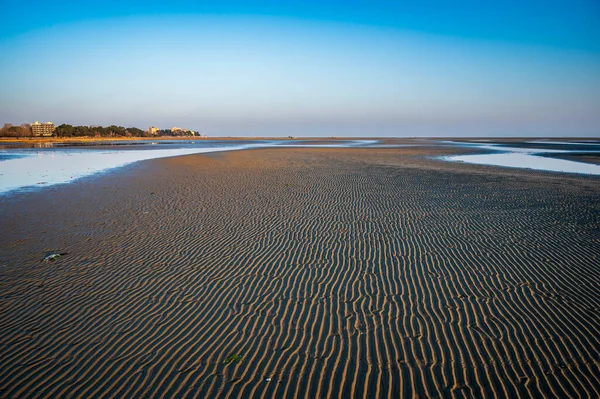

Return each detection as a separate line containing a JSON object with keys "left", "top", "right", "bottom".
{"left": 1, "top": 146, "right": 599, "bottom": 398}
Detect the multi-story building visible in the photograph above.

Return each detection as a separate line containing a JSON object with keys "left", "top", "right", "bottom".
{"left": 148, "top": 126, "right": 159, "bottom": 135}
{"left": 31, "top": 121, "right": 55, "bottom": 136}
{"left": 169, "top": 126, "right": 197, "bottom": 136}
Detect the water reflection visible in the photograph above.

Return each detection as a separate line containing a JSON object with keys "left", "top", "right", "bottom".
{"left": 0, "top": 139, "right": 378, "bottom": 195}
{"left": 0, "top": 145, "right": 254, "bottom": 195}
{"left": 2, "top": 139, "right": 598, "bottom": 196}
{"left": 444, "top": 143, "right": 600, "bottom": 175}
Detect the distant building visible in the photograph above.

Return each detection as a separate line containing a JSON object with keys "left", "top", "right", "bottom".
{"left": 31, "top": 121, "right": 55, "bottom": 136}
{"left": 148, "top": 126, "right": 159, "bottom": 135}
{"left": 170, "top": 126, "right": 197, "bottom": 136}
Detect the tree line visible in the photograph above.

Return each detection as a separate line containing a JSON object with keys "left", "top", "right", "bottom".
{"left": 52, "top": 125, "right": 149, "bottom": 138}
{"left": 0, "top": 124, "right": 32, "bottom": 137}
{"left": 0, "top": 124, "right": 197, "bottom": 138}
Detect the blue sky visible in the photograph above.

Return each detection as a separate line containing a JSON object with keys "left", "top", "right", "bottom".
{"left": 1, "top": 1, "right": 599, "bottom": 136}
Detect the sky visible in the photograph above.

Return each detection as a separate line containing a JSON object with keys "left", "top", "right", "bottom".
{"left": 1, "top": 1, "right": 599, "bottom": 137}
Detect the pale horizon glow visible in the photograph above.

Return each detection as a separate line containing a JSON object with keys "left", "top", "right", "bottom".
{"left": 1, "top": 7, "right": 599, "bottom": 137}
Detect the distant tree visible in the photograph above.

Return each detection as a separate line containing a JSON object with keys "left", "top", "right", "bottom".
{"left": 54, "top": 124, "right": 76, "bottom": 137}
{"left": 126, "top": 127, "right": 146, "bottom": 137}
{"left": 90, "top": 126, "right": 105, "bottom": 136}
{"left": 2, "top": 125, "right": 27, "bottom": 137}
{"left": 1, "top": 122, "right": 167, "bottom": 138}
{"left": 0, "top": 124, "right": 11, "bottom": 137}
{"left": 105, "top": 125, "right": 128, "bottom": 137}
{"left": 73, "top": 125, "right": 89, "bottom": 137}
{"left": 0, "top": 123, "right": 32, "bottom": 137}
{"left": 20, "top": 124, "right": 32, "bottom": 136}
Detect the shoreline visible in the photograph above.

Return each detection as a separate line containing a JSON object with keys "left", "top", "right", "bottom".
{"left": 1, "top": 147, "right": 599, "bottom": 398}
{"left": 1, "top": 136, "right": 598, "bottom": 144}
{"left": 0, "top": 136, "right": 352, "bottom": 144}
{"left": 2, "top": 139, "right": 599, "bottom": 199}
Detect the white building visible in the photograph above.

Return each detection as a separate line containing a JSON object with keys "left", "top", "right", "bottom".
{"left": 31, "top": 121, "right": 55, "bottom": 136}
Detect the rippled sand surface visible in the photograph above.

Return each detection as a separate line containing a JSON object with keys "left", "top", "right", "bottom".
{"left": 1, "top": 147, "right": 599, "bottom": 398}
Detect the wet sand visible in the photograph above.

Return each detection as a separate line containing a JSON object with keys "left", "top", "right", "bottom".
{"left": 1, "top": 147, "right": 599, "bottom": 398}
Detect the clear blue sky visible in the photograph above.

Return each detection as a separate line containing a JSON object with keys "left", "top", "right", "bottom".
{"left": 1, "top": 0, "right": 599, "bottom": 136}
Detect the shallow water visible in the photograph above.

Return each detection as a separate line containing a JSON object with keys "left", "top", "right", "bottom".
{"left": 526, "top": 140, "right": 600, "bottom": 146}
{"left": 0, "top": 145, "right": 253, "bottom": 195}
{"left": 447, "top": 152, "right": 600, "bottom": 175}
{"left": 0, "top": 139, "right": 378, "bottom": 195}
{"left": 2, "top": 139, "right": 599, "bottom": 195}
{"left": 443, "top": 142, "right": 600, "bottom": 175}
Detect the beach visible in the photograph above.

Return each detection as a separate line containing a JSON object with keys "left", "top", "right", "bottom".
{"left": 1, "top": 146, "right": 599, "bottom": 398}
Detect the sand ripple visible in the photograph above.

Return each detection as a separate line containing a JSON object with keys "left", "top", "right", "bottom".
{"left": 1, "top": 147, "right": 599, "bottom": 398}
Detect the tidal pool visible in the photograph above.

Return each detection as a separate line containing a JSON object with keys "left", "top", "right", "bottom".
{"left": 444, "top": 143, "right": 600, "bottom": 175}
